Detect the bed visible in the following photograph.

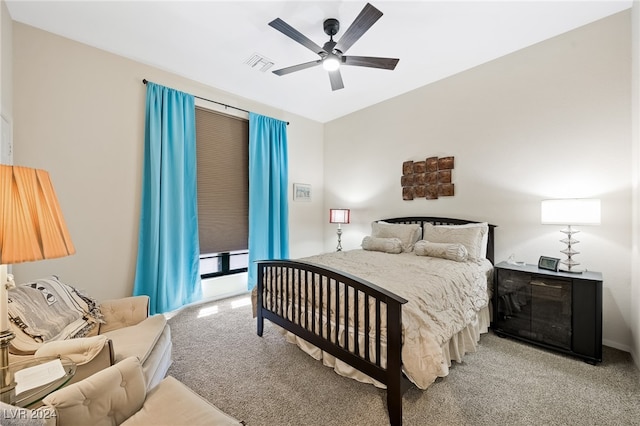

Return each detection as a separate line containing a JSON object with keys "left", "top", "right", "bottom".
{"left": 256, "top": 217, "right": 496, "bottom": 425}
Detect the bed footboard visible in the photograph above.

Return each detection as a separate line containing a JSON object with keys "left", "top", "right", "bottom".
{"left": 257, "top": 259, "right": 408, "bottom": 426}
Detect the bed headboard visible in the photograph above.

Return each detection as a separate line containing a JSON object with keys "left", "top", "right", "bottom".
{"left": 381, "top": 216, "right": 497, "bottom": 264}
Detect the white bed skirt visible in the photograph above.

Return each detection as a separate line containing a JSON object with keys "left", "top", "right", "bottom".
{"left": 282, "top": 304, "right": 491, "bottom": 390}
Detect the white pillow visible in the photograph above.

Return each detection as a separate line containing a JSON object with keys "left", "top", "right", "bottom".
{"left": 361, "top": 236, "right": 403, "bottom": 254}
{"left": 414, "top": 240, "right": 468, "bottom": 262}
{"left": 371, "top": 221, "right": 421, "bottom": 252}
{"left": 437, "top": 222, "right": 489, "bottom": 259}
{"left": 422, "top": 223, "right": 487, "bottom": 260}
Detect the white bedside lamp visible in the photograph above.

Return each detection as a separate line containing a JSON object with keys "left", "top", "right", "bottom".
{"left": 329, "top": 209, "right": 350, "bottom": 252}
{"left": 541, "top": 199, "right": 600, "bottom": 273}
{"left": 0, "top": 165, "right": 75, "bottom": 401}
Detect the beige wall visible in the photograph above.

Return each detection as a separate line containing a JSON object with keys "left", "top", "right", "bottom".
{"left": 1, "top": 0, "right": 12, "bottom": 149}
{"left": 631, "top": 1, "right": 639, "bottom": 366}
{"left": 324, "top": 11, "right": 633, "bottom": 352}
{"left": 11, "top": 22, "right": 324, "bottom": 302}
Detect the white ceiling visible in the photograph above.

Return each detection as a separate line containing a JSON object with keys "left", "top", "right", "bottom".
{"left": 6, "top": 1, "right": 632, "bottom": 123}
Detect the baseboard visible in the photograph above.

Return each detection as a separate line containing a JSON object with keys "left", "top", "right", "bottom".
{"left": 603, "top": 338, "right": 631, "bottom": 353}
{"left": 630, "top": 347, "right": 639, "bottom": 370}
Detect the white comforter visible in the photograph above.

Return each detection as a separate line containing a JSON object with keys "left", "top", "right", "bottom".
{"left": 292, "top": 249, "right": 493, "bottom": 389}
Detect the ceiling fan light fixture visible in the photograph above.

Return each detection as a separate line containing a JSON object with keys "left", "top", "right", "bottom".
{"left": 322, "top": 54, "right": 340, "bottom": 71}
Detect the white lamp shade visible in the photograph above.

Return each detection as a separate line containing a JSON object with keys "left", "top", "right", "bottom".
{"left": 329, "top": 209, "right": 350, "bottom": 224}
{"left": 541, "top": 199, "right": 601, "bottom": 225}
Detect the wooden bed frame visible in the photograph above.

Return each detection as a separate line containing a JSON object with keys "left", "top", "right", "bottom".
{"left": 256, "top": 217, "right": 496, "bottom": 426}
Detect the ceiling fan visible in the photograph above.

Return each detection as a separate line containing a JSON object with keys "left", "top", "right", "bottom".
{"left": 268, "top": 3, "right": 399, "bottom": 91}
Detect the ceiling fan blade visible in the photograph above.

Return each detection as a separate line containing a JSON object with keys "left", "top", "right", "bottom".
{"left": 343, "top": 55, "right": 399, "bottom": 70}
{"left": 272, "top": 59, "right": 322, "bottom": 76}
{"left": 328, "top": 69, "right": 344, "bottom": 91}
{"left": 269, "top": 18, "right": 325, "bottom": 55}
{"left": 335, "top": 3, "right": 383, "bottom": 54}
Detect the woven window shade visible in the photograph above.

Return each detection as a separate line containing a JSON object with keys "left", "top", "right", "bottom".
{"left": 195, "top": 107, "right": 249, "bottom": 254}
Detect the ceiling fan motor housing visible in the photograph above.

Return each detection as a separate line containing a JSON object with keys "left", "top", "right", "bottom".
{"left": 323, "top": 18, "right": 340, "bottom": 37}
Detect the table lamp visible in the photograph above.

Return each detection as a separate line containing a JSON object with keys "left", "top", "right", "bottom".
{"left": 329, "top": 209, "right": 350, "bottom": 252}
{"left": 541, "top": 198, "right": 600, "bottom": 273}
{"left": 0, "top": 165, "right": 75, "bottom": 401}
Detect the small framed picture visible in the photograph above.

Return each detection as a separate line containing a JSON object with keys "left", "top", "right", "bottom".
{"left": 293, "top": 183, "right": 311, "bottom": 202}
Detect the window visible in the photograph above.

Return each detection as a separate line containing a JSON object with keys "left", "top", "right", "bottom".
{"left": 198, "top": 250, "right": 249, "bottom": 277}
{"left": 195, "top": 107, "right": 249, "bottom": 278}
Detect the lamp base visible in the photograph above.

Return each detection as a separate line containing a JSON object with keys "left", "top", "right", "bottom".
{"left": 558, "top": 226, "right": 584, "bottom": 275}
{"left": 559, "top": 268, "right": 584, "bottom": 274}
{"left": 0, "top": 329, "right": 16, "bottom": 404}
{"left": 560, "top": 258, "right": 583, "bottom": 274}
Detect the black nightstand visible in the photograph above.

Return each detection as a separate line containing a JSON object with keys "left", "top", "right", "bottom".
{"left": 492, "top": 261, "right": 602, "bottom": 364}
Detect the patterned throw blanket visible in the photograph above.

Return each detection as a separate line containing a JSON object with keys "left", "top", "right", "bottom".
{"left": 8, "top": 276, "right": 103, "bottom": 344}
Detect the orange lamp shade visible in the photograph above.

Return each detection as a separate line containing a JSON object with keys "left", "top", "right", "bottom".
{"left": 0, "top": 165, "right": 75, "bottom": 264}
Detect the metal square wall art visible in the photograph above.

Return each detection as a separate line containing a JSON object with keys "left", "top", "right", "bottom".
{"left": 402, "top": 156, "right": 455, "bottom": 200}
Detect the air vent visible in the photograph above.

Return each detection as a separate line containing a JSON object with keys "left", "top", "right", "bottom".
{"left": 244, "top": 53, "right": 274, "bottom": 72}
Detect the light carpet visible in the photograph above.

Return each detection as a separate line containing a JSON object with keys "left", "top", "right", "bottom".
{"left": 167, "top": 294, "right": 640, "bottom": 426}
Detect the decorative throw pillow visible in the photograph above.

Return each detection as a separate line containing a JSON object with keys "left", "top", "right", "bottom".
{"left": 361, "top": 236, "right": 403, "bottom": 254}
{"left": 371, "top": 221, "right": 421, "bottom": 252}
{"left": 8, "top": 276, "right": 103, "bottom": 354}
{"left": 437, "top": 222, "right": 489, "bottom": 259}
{"left": 422, "top": 223, "right": 486, "bottom": 260}
{"left": 414, "top": 240, "right": 469, "bottom": 262}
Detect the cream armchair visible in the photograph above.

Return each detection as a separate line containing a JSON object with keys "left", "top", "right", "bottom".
{"left": 41, "top": 357, "right": 243, "bottom": 426}
{"left": 10, "top": 295, "right": 172, "bottom": 390}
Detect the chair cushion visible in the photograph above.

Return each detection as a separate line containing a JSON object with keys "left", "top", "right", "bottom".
{"left": 102, "top": 314, "right": 167, "bottom": 365}
{"left": 140, "top": 323, "right": 172, "bottom": 391}
{"left": 123, "top": 376, "right": 243, "bottom": 426}
{"left": 8, "top": 276, "right": 103, "bottom": 354}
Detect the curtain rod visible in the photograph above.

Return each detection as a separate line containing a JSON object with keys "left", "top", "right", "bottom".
{"left": 142, "top": 79, "right": 288, "bottom": 125}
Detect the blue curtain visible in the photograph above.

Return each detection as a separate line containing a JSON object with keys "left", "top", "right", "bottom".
{"left": 247, "top": 113, "right": 289, "bottom": 290}
{"left": 133, "top": 82, "right": 202, "bottom": 314}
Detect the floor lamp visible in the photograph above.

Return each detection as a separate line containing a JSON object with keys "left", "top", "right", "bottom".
{"left": 541, "top": 198, "right": 600, "bottom": 273}
{"left": 329, "top": 209, "right": 350, "bottom": 252}
{"left": 0, "top": 165, "right": 75, "bottom": 402}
